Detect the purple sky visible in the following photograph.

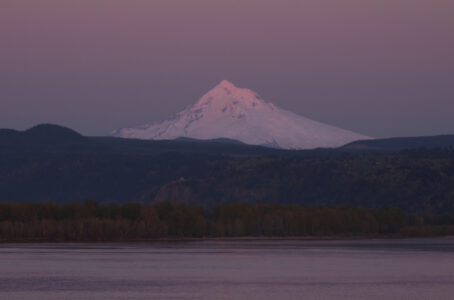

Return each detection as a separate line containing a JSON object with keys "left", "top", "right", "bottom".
{"left": 1, "top": 0, "right": 453, "bottom": 138}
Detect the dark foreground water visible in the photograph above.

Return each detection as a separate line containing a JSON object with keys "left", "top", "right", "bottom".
{"left": 1, "top": 238, "right": 454, "bottom": 299}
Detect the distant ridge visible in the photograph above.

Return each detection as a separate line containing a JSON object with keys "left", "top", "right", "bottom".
{"left": 0, "top": 124, "right": 85, "bottom": 144}
{"left": 0, "top": 124, "right": 93, "bottom": 156}
{"left": 2, "top": 123, "right": 453, "bottom": 154}
{"left": 343, "top": 134, "right": 454, "bottom": 151}
{"left": 0, "top": 124, "right": 282, "bottom": 156}
{"left": 174, "top": 136, "right": 247, "bottom": 145}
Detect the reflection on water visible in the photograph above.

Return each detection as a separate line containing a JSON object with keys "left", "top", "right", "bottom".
{"left": 1, "top": 238, "right": 454, "bottom": 299}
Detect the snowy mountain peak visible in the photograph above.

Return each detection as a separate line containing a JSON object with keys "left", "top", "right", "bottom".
{"left": 112, "top": 81, "right": 371, "bottom": 149}
{"left": 193, "top": 80, "right": 271, "bottom": 113}
{"left": 218, "top": 79, "right": 236, "bottom": 89}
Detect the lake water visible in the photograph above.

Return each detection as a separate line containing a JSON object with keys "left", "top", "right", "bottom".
{"left": 1, "top": 238, "right": 454, "bottom": 299}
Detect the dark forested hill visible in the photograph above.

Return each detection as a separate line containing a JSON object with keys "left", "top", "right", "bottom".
{"left": 1, "top": 124, "right": 454, "bottom": 213}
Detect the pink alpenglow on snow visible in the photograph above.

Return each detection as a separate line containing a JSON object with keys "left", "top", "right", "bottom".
{"left": 112, "top": 81, "right": 371, "bottom": 149}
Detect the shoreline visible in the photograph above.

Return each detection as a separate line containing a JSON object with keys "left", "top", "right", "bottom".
{"left": 2, "top": 235, "right": 454, "bottom": 244}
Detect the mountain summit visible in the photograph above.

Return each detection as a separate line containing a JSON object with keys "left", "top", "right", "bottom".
{"left": 112, "top": 81, "right": 370, "bottom": 149}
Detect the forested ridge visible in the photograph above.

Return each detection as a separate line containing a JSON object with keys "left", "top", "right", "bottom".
{"left": 1, "top": 201, "right": 454, "bottom": 242}
{"left": 2, "top": 124, "right": 454, "bottom": 214}
{"left": 2, "top": 148, "right": 454, "bottom": 213}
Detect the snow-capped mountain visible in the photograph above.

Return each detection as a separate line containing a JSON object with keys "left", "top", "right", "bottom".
{"left": 112, "top": 80, "right": 371, "bottom": 149}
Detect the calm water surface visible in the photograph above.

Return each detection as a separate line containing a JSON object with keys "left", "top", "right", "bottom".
{"left": 1, "top": 238, "right": 454, "bottom": 299}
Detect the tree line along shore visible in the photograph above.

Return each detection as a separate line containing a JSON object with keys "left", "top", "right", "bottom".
{"left": 1, "top": 201, "right": 454, "bottom": 242}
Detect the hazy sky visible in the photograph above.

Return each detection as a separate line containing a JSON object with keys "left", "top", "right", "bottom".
{"left": 1, "top": 0, "right": 453, "bottom": 138}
